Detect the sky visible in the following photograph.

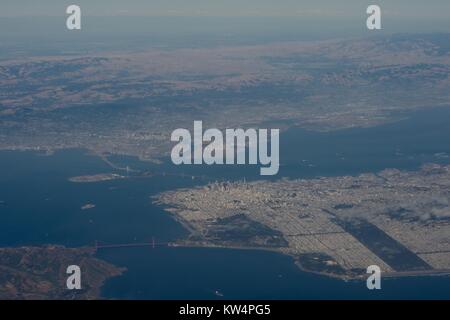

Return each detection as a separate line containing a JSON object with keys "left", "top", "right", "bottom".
{"left": 1, "top": 0, "right": 449, "bottom": 57}
{"left": 1, "top": 0, "right": 450, "bottom": 18}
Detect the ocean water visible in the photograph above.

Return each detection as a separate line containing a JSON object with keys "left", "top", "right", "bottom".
{"left": 1, "top": 107, "right": 450, "bottom": 299}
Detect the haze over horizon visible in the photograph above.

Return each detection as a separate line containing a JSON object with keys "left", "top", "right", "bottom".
{"left": 1, "top": 0, "right": 450, "bottom": 19}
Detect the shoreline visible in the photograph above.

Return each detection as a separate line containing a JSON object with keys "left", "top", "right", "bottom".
{"left": 153, "top": 192, "right": 450, "bottom": 282}
{"left": 167, "top": 239, "right": 450, "bottom": 282}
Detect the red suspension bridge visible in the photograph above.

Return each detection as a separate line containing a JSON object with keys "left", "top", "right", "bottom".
{"left": 94, "top": 238, "right": 172, "bottom": 250}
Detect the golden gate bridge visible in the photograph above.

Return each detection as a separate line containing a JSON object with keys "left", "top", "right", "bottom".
{"left": 94, "top": 237, "right": 172, "bottom": 250}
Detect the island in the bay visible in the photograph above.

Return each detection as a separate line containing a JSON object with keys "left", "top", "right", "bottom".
{"left": 0, "top": 246, "right": 124, "bottom": 300}
{"left": 69, "top": 173, "right": 125, "bottom": 183}
{"left": 155, "top": 164, "right": 450, "bottom": 280}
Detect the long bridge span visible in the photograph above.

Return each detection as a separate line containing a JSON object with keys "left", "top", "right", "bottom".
{"left": 94, "top": 238, "right": 172, "bottom": 250}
